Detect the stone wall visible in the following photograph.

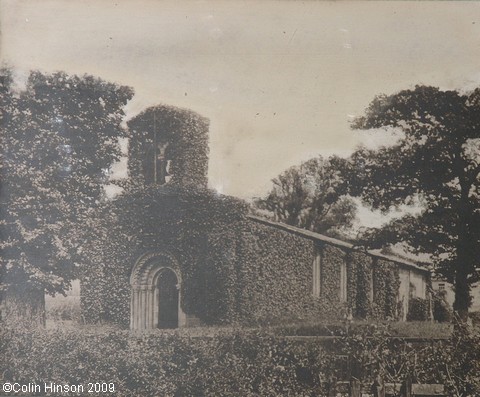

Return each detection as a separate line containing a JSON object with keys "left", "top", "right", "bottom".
{"left": 80, "top": 206, "right": 430, "bottom": 329}
{"left": 235, "top": 217, "right": 430, "bottom": 325}
{"left": 234, "top": 220, "right": 317, "bottom": 325}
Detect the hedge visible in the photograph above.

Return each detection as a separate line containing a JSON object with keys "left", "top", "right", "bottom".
{"left": 0, "top": 327, "right": 332, "bottom": 397}
{"left": 2, "top": 324, "right": 480, "bottom": 397}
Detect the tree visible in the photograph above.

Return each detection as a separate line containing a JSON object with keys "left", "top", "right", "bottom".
{"left": 0, "top": 69, "right": 133, "bottom": 323}
{"left": 255, "top": 156, "right": 357, "bottom": 237}
{"left": 348, "top": 85, "right": 480, "bottom": 319}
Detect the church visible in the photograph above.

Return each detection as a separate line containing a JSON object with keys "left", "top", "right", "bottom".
{"left": 80, "top": 105, "right": 430, "bottom": 331}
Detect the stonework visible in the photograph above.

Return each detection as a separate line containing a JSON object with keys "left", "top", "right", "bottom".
{"left": 129, "top": 252, "right": 186, "bottom": 331}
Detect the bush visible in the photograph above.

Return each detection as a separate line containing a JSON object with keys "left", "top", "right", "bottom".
{"left": 469, "top": 311, "right": 480, "bottom": 326}
{"left": 407, "top": 297, "right": 429, "bottom": 321}
{"left": 432, "top": 291, "right": 452, "bottom": 323}
{"left": 0, "top": 326, "right": 332, "bottom": 397}
{"left": 46, "top": 300, "right": 82, "bottom": 323}
{"left": 3, "top": 323, "right": 479, "bottom": 397}
{"left": 387, "top": 321, "right": 452, "bottom": 338}
{"left": 334, "top": 320, "right": 480, "bottom": 396}
{"left": 441, "top": 321, "right": 480, "bottom": 396}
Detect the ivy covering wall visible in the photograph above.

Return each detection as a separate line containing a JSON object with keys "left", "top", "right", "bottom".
{"left": 81, "top": 197, "right": 428, "bottom": 328}
{"left": 127, "top": 105, "right": 209, "bottom": 188}
{"left": 352, "top": 252, "right": 373, "bottom": 319}
{"left": 233, "top": 221, "right": 317, "bottom": 325}
{"left": 319, "top": 245, "right": 344, "bottom": 316}
{"left": 372, "top": 259, "right": 401, "bottom": 320}
{"left": 81, "top": 185, "right": 246, "bottom": 327}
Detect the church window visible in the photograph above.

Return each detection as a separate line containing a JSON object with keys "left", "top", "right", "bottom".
{"left": 142, "top": 139, "right": 173, "bottom": 185}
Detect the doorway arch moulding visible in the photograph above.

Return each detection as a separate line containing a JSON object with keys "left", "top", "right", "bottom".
{"left": 129, "top": 251, "right": 186, "bottom": 330}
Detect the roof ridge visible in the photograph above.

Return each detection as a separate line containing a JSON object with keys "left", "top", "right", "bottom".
{"left": 247, "top": 215, "right": 429, "bottom": 273}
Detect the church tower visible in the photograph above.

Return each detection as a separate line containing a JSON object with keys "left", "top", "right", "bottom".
{"left": 127, "top": 105, "right": 209, "bottom": 188}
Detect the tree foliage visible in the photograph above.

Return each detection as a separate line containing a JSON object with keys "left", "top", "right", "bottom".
{"left": 0, "top": 69, "right": 133, "bottom": 299}
{"left": 255, "top": 156, "right": 357, "bottom": 237}
{"left": 348, "top": 85, "right": 480, "bottom": 318}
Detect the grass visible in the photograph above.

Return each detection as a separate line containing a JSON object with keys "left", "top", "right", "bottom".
{"left": 388, "top": 321, "right": 452, "bottom": 338}
{"left": 267, "top": 319, "right": 453, "bottom": 338}
{"left": 44, "top": 319, "right": 455, "bottom": 339}
{"left": 44, "top": 310, "right": 454, "bottom": 339}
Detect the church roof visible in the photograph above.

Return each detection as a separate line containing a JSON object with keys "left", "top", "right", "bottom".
{"left": 248, "top": 215, "right": 430, "bottom": 274}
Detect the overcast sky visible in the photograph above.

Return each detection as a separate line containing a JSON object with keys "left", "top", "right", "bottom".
{"left": 2, "top": 0, "right": 480, "bottom": 216}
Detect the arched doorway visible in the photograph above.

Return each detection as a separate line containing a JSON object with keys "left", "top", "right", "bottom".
{"left": 130, "top": 252, "right": 186, "bottom": 331}
{"left": 156, "top": 268, "right": 179, "bottom": 329}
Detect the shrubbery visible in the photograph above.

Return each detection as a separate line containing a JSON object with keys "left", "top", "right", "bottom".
{"left": 3, "top": 323, "right": 478, "bottom": 397}
{"left": 407, "top": 297, "right": 430, "bottom": 321}
{"left": 335, "top": 321, "right": 480, "bottom": 396}
{"left": 432, "top": 291, "right": 453, "bottom": 323}
{"left": 46, "top": 300, "right": 82, "bottom": 323}
{"left": 0, "top": 327, "right": 332, "bottom": 397}
{"left": 469, "top": 311, "right": 480, "bottom": 326}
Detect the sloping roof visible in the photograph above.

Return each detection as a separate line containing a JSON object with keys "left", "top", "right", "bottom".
{"left": 248, "top": 215, "right": 429, "bottom": 274}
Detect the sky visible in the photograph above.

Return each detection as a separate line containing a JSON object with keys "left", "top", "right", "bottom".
{"left": 2, "top": 0, "right": 480, "bottom": 225}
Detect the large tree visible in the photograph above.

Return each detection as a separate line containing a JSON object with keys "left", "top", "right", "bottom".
{"left": 348, "top": 85, "right": 480, "bottom": 319}
{"left": 255, "top": 156, "right": 356, "bottom": 237}
{"left": 0, "top": 69, "right": 133, "bottom": 322}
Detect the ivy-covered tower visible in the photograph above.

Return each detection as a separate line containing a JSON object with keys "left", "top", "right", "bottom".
{"left": 127, "top": 105, "right": 210, "bottom": 188}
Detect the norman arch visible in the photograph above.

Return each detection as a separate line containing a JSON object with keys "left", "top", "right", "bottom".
{"left": 130, "top": 252, "right": 186, "bottom": 331}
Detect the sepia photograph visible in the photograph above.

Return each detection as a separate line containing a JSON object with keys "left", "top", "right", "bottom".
{"left": 1, "top": 1, "right": 480, "bottom": 396}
